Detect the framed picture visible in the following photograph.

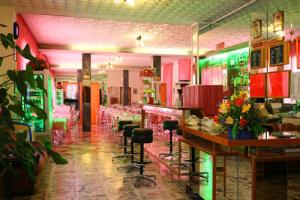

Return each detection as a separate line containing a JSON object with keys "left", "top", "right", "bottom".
{"left": 250, "top": 46, "right": 266, "bottom": 69}
{"left": 252, "top": 19, "right": 262, "bottom": 39}
{"left": 273, "top": 11, "right": 284, "bottom": 32}
{"left": 268, "top": 41, "right": 290, "bottom": 67}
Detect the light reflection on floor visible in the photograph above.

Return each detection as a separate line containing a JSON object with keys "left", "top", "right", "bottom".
{"left": 15, "top": 125, "right": 190, "bottom": 200}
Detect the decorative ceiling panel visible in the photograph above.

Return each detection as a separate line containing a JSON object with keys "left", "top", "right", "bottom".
{"left": 22, "top": 13, "right": 192, "bottom": 51}
{"left": 1, "top": 0, "right": 253, "bottom": 25}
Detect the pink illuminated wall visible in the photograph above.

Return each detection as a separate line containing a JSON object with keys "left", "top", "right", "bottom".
{"left": 178, "top": 58, "right": 191, "bottom": 80}
{"left": 162, "top": 63, "right": 173, "bottom": 106}
{"left": 16, "top": 14, "right": 40, "bottom": 70}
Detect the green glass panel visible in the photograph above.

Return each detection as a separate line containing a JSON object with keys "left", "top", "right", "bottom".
{"left": 48, "top": 76, "right": 53, "bottom": 130}
{"left": 199, "top": 47, "right": 250, "bottom": 87}
{"left": 22, "top": 74, "right": 45, "bottom": 132}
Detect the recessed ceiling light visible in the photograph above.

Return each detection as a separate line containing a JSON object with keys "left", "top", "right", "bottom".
{"left": 114, "top": 0, "right": 135, "bottom": 7}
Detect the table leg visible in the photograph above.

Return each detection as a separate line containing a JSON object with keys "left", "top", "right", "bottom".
{"left": 178, "top": 139, "right": 181, "bottom": 175}
{"left": 223, "top": 156, "right": 226, "bottom": 197}
{"left": 212, "top": 153, "right": 217, "bottom": 200}
{"left": 251, "top": 158, "right": 256, "bottom": 200}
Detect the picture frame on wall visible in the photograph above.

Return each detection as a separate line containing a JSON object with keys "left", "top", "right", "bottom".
{"left": 273, "top": 10, "right": 284, "bottom": 32}
{"left": 268, "top": 41, "right": 290, "bottom": 67}
{"left": 252, "top": 19, "right": 262, "bottom": 39}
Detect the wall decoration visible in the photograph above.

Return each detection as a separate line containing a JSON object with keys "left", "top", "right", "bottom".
{"left": 267, "top": 71, "right": 290, "bottom": 98}
{"left": 268, "top": 41, "right": 290, "bottom": 67}
{"left": 273, "top": 11, "right": 284, "bottom": 32}
{"left": 250, "top": 47, "right": 265, "bottom": 69}
{"left": 250, "top": 73, "right": 266, "bottom": 97}
{"left": 252, "top": 19, "right": 262, "bottom": 39}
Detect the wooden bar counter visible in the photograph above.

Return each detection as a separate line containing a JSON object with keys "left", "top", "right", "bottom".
{"left": 180, "top": 125, "right": 300, "bottom": 200}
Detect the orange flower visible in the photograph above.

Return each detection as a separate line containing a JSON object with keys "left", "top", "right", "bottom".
{"left": 213, "top": 115, "right": 219, "bottom": 123}
{"left": 235, "top": 98, "right": 244, "bottom": 107}
{"left": 239, "top": 118, "right": 247, "bottom": 127}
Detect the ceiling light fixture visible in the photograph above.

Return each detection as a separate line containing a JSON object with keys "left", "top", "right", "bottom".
{"left": 115, "top": 56, "right": 123, "bottom": 62}
{"left": 106, "top": 62, "right": 113, "bottom": 69}
{"left": 114, "top": 0, "right": 135, "bottom": 7}
{"left": 136, "top": 35, "right": 144, "bottom": 46}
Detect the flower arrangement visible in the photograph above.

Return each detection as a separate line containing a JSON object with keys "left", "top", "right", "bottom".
{"left": 214, "top": 90, "right": 265, "bottom": 139}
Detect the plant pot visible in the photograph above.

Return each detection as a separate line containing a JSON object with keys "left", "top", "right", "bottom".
{"left": 0, "top": 164, "right": 34, "bottom": 197}
{"left": 228, "top": 128, "right": 256, "bottom": 140}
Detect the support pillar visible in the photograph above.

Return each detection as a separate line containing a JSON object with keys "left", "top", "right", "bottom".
{"left": 82, "top": 53, "right": 91, "bottom": 132}
{"left": 123, "top": 70, "right": 129, "bottom": 106}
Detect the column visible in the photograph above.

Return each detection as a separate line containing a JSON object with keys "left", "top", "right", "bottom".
{"left": 123, "top": 70, "right": 129, "bottom": 106}
{"left": 82, "top": 53, "right": 91, "bottom": 132}
{"left": 153, "top": 55, "right": 161, "bottom": 77}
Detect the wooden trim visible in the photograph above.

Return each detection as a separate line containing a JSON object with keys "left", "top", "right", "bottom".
{"left": 180, "top": 125, "right": 300, "bottom": 147}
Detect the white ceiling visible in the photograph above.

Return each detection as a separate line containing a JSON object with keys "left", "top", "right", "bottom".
{"left": 22, "top": 13, "right": 192, "bottom": 53}
{"left": 1, "top": 0, "right": 253, "bottom": 25}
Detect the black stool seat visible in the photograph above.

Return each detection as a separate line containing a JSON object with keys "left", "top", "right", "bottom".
{"left": 124, "top": 128, "right": 156, "bottom": 187}
{"left": 132, "top": 128, "right": 153, "bottom": 143}
{"left": 159, "top": 120, "right": 179, "bottom": 160}
{"left": 163, "top": 120, "right": 178, "bottom": 130}
{"left": 118, "top": 120, "right": 133, "bottom": 131}
{"left": 123, "top": 124, "right": 139, "bottom": 137}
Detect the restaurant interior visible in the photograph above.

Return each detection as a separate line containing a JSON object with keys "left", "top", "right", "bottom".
{"left": 0, "top": 0, "right": 300, "bottom": 199}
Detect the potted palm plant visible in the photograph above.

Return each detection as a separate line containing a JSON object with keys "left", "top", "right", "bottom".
{"left": 0, "top": 32, "right": 67, "bottom": 197}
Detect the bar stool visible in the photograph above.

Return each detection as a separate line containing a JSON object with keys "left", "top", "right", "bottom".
{"left": 112, "top": 120, "right": 133, "bottom": 161}
{"left": 117, "top": 124, "right": 140, "bottom": 171}
{"left": 124, "top": 128, "right": 156, "bottom": 187}
{"left": 159, "top": 120, "right": 178, "bottom": 160}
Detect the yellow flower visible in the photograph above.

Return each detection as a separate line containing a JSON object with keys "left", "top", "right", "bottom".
{"left": 219, "top": 102, "right": 229, "bottom": 114}
{"left": 225, "top": 116, "right": 234, "bottom": 125}
{"left": 242, "top": 103, "right": 251, "bottom": 113}
{"left": 259, "top": 104, "right": 265, "bottom": 110}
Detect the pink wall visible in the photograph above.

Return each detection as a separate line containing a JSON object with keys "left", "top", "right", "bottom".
{"left": 16, "top": 14, "right": 49, "bottom": 71}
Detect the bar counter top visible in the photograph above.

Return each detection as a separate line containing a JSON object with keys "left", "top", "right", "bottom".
{"left": 180, "top": 125, "right": 300, "bottom": 147}
{"left": 142, "top": 104, "right": 199, "bottom": 110}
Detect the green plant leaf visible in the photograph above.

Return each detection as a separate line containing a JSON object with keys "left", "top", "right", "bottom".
{"left": 7, "top": 70, "right": 17, "bottom": 81}
{"left": 35, "top": 75, "right": 47, "bottom": 95}
{"left": 25, "top": 66, "right": 36, "bottom": 88}
{"left": 48, "top": 150, "right": 68, "bottom": 164}
{"left": 0, "top": 88, "right": 7, "bottom": 103}
{"left": 15, "top": 131, "right": 28, "bottom": 142}
{"left": 8, "top": 104, "right": 25, "bottom": 118}
{"left": 0, "top": 33, "right": 14, "bottom": 49}
{"left": 27, "top": 100, "right": 47, "bottom": 119}
{"left": 0, "top": 57, "right": 3, "bottom": 66}
{"left": 16, "top": 78, "right": 28, "bottom": 97}
{"left": 15, "top": 44, "right": 34, "bottom": 61}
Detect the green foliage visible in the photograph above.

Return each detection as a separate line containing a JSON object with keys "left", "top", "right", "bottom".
{"left": 0, "top": 32, "right": 67, "bottom": 183}
{"left": 215, "top": 90, "right": 265, "bottom": 139}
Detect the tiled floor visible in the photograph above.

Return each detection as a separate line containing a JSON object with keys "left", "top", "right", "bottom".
{"left": 14, "top": 124, "right": 300, "bottom": 200}
{"left": 15, "top": 125, "right": 190, "bottom": 200}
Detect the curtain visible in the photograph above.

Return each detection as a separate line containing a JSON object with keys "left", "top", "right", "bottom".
{"left": 162, "top": 63, "right": 173, "bottom": 106}
{"left": 178, "top": 59, "right": 191, "bottom": 81}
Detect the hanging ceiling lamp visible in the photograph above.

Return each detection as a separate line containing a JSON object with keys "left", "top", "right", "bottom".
{"left": 136, "top": 35, "right": 144, "bottom": 46}
{"left": 114, "top": 0, "right": 135, "bottom": 7}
